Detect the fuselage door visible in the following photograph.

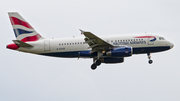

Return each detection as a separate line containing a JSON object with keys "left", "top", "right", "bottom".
{"left": 44, "top": 40, "right": 50, "bottom": 51}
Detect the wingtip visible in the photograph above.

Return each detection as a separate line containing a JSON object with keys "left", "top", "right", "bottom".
{"left": 79, "top": 29, "right": 85, "bottom": 35}
{"left": 79, "top": 29, "right": 84, "bottom": 32}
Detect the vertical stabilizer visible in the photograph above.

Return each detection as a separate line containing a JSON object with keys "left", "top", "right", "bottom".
{"left": 8, "top": 12, "right": 43, "bottom": 42}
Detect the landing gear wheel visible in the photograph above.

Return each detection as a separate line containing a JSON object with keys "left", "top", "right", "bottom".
{"left": 96, "top": 60, "right": 101, "bottom": 66}
{"left": 148, "top": 60, "right": 153, "bottom": 64}
{"left": 147, "top": 53, "right": 153, "bottom": 64}
{"left": 91, "top": 63, "right": 97, "bottom": 70}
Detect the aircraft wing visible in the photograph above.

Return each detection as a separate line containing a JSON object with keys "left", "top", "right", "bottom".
{"left": 80, "top": 29, "right": 114, "bottom": 53}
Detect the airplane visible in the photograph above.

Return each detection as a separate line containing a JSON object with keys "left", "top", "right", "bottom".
{"left": 6, "top": 12, "right": 174, "bottom": 70}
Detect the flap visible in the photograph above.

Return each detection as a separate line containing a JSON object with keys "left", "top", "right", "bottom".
{"left": 80, "top": 29, "right": 113, "bottom": 52}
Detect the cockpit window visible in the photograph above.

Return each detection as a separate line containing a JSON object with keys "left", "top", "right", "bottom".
{"left": 159, "top": 37, "right": 165, "bottom": 40}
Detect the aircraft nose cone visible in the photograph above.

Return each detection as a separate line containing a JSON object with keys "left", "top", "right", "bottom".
{"left": 170, "top": 42, "right": 174, "bottom": 49}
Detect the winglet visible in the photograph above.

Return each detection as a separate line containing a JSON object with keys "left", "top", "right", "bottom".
{"left": 79, "top": 29, "right": 85, "bottom": 35}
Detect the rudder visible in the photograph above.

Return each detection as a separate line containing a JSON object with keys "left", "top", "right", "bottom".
{"left": 8, "top": 12, "right": 43, "bottom": 42}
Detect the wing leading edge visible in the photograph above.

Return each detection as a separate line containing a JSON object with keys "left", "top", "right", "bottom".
{"left": 80, "top": 29, "right": 113, "bottom": 53}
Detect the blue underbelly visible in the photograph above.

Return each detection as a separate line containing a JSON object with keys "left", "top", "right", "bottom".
{"left": 133, "top": 46, "right": 170, "bottom": 54}
{"left": 40, "top": 46, "right": 170, "bottom": 57}
{"left": 40, "top": 50, "right": 97, "bottom": 58}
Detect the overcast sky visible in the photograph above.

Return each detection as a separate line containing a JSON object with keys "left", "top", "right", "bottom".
{"left": 0, "top": 0, "right": 180, "bottom": 101}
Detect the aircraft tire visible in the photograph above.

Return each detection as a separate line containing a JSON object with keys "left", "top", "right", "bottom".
{"left": 96, "top": 60, "right": 101, "bottom": 66}
{"left": 148, "top": 60, "right": 153, "bottom": 64}
{"left": 91, "top": 63, "right": 97, "bottom": 70}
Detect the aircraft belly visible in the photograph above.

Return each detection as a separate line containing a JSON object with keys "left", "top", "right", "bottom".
{"left": 133, "top": 46, "right": 170, "bottom": 54}
{"left": 40, "top": 50, "right": 96, "bottom": 58}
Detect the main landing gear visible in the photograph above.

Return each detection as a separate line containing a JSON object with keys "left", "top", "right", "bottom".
{"left": 147, "top": 53, "right": 153, "bottom": 64}
{"left": 91, "top": 59, "right": 101, "bottom": 70}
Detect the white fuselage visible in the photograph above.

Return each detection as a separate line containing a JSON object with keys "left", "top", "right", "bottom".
{"left": 16, "top": 34, "right": 173, "bottom": 58}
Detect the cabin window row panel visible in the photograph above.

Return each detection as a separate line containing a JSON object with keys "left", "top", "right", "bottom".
{"left": 59, "top": 42, "right": 85, "bottom": 45}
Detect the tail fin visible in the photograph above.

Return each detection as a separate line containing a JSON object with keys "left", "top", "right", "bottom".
{"left": 8, "top": 12, "right": 43, "bottom": 42}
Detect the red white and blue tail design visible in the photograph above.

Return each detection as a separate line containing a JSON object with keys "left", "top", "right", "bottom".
{"left": 8, "top": 12, "right": 43, "bottom": 42}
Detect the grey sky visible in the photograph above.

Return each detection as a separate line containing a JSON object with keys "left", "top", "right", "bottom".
{"left": 0, "top": 0, "right": 180, "bottom": 101}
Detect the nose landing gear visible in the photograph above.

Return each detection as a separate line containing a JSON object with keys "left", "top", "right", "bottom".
{"left": 147, "top": 53, "right": 153, "bottom": 64}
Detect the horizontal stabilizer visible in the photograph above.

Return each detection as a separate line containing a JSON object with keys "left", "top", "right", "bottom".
{"left": 12, "top": 40, "right": 33, "bottom": 47}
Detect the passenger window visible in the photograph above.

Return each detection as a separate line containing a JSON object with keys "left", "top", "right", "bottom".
{"left": 64, "top": 43, "right": 66, "bottom": 45}
{"left": 67, "top": 43, "right": 69, "bottom": 45}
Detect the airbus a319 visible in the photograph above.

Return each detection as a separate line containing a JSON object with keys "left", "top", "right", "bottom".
{"left": 7, "top": 12, "right": 174, "bottom": 70}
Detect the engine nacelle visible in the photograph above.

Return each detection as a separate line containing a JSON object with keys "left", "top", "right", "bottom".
{"left": 106, "top": 46, "right": 132, "bottom": 57}
{"left": 100, "top": 57, "right": 124, "bottom": 63}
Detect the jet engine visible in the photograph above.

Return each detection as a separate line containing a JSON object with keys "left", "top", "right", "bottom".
{"left": 100, "top": 57, "right": 124, "bottom": 63}
{"left": 106, "top": 46, "right": 132, "bottom": 57}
